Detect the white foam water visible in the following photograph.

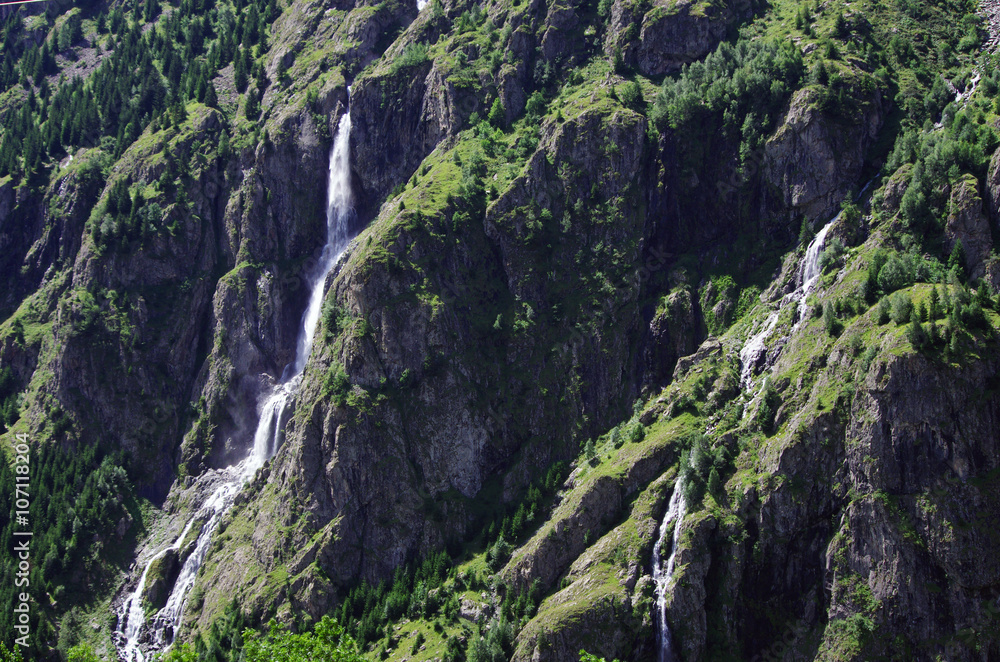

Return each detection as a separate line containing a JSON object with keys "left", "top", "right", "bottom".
{"left": 652, "top": 477, "right": 686, "bottom": 662}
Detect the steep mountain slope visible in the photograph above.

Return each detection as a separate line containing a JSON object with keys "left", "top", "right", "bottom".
{"left": 1, "top": 0, "right": 999, "bottom": 659}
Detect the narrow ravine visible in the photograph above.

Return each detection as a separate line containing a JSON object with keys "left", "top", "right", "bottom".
{"left": 115, "top": 104, "right": 356, "bottom": 662}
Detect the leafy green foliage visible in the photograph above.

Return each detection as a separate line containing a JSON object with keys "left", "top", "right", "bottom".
{"left": 0, "top": 440, "right": 138, "bottom": 653}
{"left": 488, "top": 98, "right": 505, "bottom": 128}
{"left": 755, "top": 379, "right": 781, "bottom": 435}
{"left": 580, "top": 651, "right": 619, "bottom": 662}
{"left": 0, "top": 366, "right": 19, "bottom": 432}
{"left": 616, "top": 81, "right": 643, "bottom": 111}
{"left": 322, "top": 364, "right": 351, "bottom": 406}
{"left": 681, "top": 434, "right": 730, "bottom": 505}
{"left": 890, "top": 292, "right": 913, "bottom": 325}
{"left": 242, "top": 617, "right": 363, "bottom": 662}
{"left": 0, "top": 0, "right": 277, "bottom": 181}
{"left": 339, "top": 551, "right": 455, "bottom": 646}
{"left": 66, "top": 644, "right": 101, "bottom": 662}
{"left": 392, "top": 43, "right": 430, "bottom": 73}
{"left": 467, "top": 617, "right": 514, "bottom": 662}
{"left": 823, "top": 301, "right": 840, "bottom": 336}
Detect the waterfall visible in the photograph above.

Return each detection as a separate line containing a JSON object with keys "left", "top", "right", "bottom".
{"left": 417, "top": 0, "right": 428, "bottom": 9}
{"left": 738, "top": 311, "right": 779, "bottom": 390}
{"left": 652, "top": 477, "right": 686, "bottom": 662}
{"left": 737, "top": 210, "right": 842, "bottom": 391}
{"left": 116, "top": 105, "right": 355, "bottom": 661}
{"left": 795, "top": 220, "right": 835, "bottom": 326}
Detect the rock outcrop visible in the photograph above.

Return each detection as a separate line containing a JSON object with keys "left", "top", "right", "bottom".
{"left": 764, "top": 86, "right": 885, "bottom": 223}
{"left": 945, "top": 174, "right": 992, "bottom": 279}
{"left": 607, "top": 0, "right": 751, "bottom": 76}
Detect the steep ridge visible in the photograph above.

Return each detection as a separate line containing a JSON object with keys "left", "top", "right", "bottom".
{"left": 1, "top": 0, "right": 999, "bottom": 659}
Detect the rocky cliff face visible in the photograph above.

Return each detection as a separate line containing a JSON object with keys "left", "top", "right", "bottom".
{"left": 764, "top": 85, "right": 886, "bottom": 223}
{"left": 2, "top": 0, "right": 999, "bottom": 659}
{"left": 608, "top": 0, "right": 751, "bottom": 76}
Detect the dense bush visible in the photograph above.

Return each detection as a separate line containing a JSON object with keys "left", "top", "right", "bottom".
{"left": 240, "top": 617, "right": 363, "bottom": 662}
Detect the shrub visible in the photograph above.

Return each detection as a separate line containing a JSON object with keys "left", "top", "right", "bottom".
{"left": 877, "top": 253, "right": 910, "bottom": 293}
{"left": 961, "top": 301, "right": 988, "bottom": 330}
{"left": 823, "top": 301, "right": 840, "bottom": 336}
{"left": 525, "top": 91, "right": 545, "bottom": 118}
{"left": 820, "top": 237, "right": 846, "bottom": 273}
{"left": 859, "top": 346, "right": 878, "bottom": 374}
{"left": 411, "top": 632, "right": 425, "bottom": 654}
{"left": 948, "top": 239, "right": 967, "bottom": 280}
{"left": 394, "top": 42, "right": 429, "bottom": 71}
{"left": 890, "top": 292, "right": 913, "bottom": 324}
{"left": 755, "top": 379, "right": 781, "bottom": 434}
{"left": 929, "top": 286, "right": 942, "bottom": 319}
{"left": 488, "top": 98, "right": 505, "bottom": 128}
{"left": 876, "top": 296, "right": 891, "bottom": 324}
{"left": 618, "top": 81, "right": 644, "bottom": 111}
{"left": 907, "top": 317, "right": 928, "bottom": 350}
{"left": 707, "top": 466, "right": 722, "bottom": 498}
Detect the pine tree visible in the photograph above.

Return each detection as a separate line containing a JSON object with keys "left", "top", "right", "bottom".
{"left": 907, "top": 316, "right": 927, "bottom": 350}
{"left": 948, "top": 239, "right": 967, "bottom": 281}
{"left": 204, "top": 81, "right": 218, "bottom": 108}
{"left": 707, "top": 466, "right": 721, "bottom": 498}
{"left": 488, "top": 98, "right": 505, "bottom": 128}
{"left": 245, "top": 87, "right": 260, "bottom": 119}
{"left": 823, "top": 301, "right": 838, "bottom": 336}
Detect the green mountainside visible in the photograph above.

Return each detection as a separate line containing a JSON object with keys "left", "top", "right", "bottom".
{"left": 1, "top": 0, "right": 1000, "bottom": 659}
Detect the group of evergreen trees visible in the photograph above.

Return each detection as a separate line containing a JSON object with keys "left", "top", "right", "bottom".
{"left": 0, "top": 0, "right": 279, "bottom": 182}
{"left": 652, "top": 38, "right": 805, "bottom": 166}
{"left": 0, "top": 436, "right": 135, "bottom": 653}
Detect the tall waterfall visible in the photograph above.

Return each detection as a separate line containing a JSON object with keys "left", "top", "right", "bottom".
{"left": 116, "top": 107, "right": 355, "bottom": 662}
{"left": 652, "top": 477, "right": 686, "bottom": 662}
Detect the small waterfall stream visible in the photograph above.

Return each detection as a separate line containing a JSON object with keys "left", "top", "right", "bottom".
{"left": 738, "top": 209, "right": 843, "bottom": 390}
{"left": 652, "top": 477, "right": 686, "bottom": 662}
{"left": 116, "top": 106, "right": 355, "bottom": 661}
{"left": 738, "top": 181, "right": 876, "bottom": 391}
{"left": 795, "top": 220, "right": 835, "bottom": 327}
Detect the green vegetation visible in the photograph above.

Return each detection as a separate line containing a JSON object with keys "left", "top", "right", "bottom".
{"left": 653, "top": 38, "right": 804, "bottom": 164}
{"left": 0, "top": 441, "right": 141, "bottom": 653}
{"left": 1, "top": 0, "right": 998, "bottom": 656}
{"left": 0, "top": 367, "right": 19, "bottom": 432}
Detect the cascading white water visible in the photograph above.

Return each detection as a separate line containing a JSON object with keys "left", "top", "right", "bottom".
{"left": 292, "top": 110, "right": 354, "bottom": 376}
{"left": 795, "top": 219, "right": 836, "bottom": 326}
{"left": 119, "top": 518, "right": 197, "bottom": 662}
{"left": 738, "top": 311, "right": 779, "bottom": 390}
{"left": 416, "top": 0, "right": 428, "bottom": 9}
{"left": 652, "top": 477, "right": 686, "bottom": 662}
{"left": 117, "top": 106, "right": 355, "bottom": 662}
{"left": 737, "top": 214, "right": 838, "bottom": 391}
